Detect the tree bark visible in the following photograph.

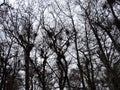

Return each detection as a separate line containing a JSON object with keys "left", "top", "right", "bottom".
{"left": 25, "top": 51, "right": 30, "bottom": 90}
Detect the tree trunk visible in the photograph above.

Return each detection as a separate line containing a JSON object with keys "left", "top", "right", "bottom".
{"left": 25, "top": 51, "right": 30, "bottom": 90}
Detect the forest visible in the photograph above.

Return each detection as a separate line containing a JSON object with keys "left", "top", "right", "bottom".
{"left": 0, "top": 0, "right": 120, "bottom": 90}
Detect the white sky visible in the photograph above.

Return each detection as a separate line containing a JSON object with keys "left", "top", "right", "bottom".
{"left": 0, "top": 0, "right": 16, "bottom": 5}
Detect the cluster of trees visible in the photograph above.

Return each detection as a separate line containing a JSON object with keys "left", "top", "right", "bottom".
{"left": 0, "top": 0, "right": 120, "bottom": 90}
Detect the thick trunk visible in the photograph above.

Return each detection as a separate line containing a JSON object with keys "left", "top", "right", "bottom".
{"left": 25, "top": 51, "right": 30, "bottom": 90}
{"left": 42, "top": 58, "right": 47, "bottom": 90}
